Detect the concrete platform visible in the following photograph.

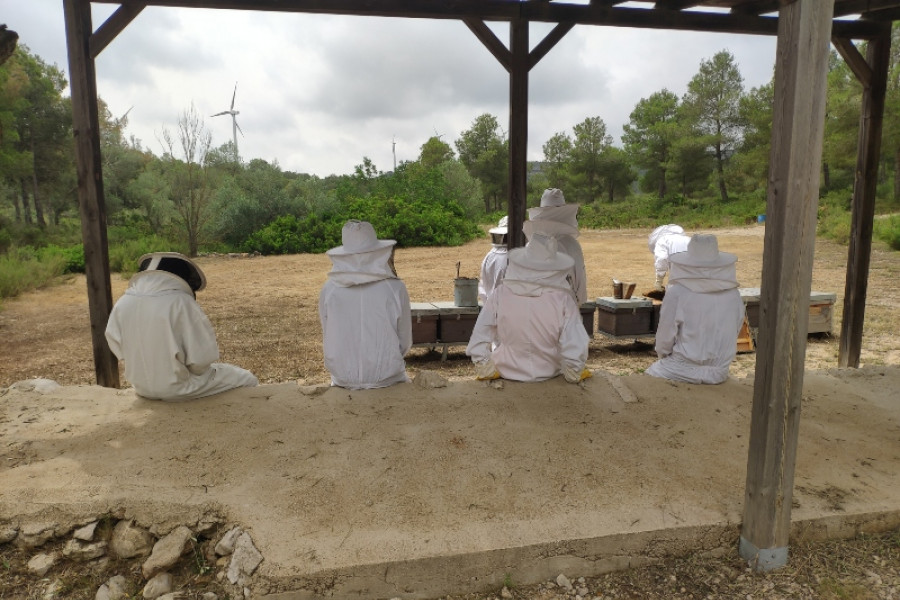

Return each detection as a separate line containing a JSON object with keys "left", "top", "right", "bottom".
{"left": 1, "top": 366, "right": 898, "bottom": 598}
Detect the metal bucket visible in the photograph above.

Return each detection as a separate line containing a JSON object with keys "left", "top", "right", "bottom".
{"left": 454, "top": 277, "right": 479, "bottom": 307}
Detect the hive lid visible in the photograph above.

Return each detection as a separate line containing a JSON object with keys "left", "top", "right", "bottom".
{"left": 595, "top": 296, "right": 652, "bottom": 309}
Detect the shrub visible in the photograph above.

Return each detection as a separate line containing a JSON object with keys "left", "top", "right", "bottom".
{"left": 40, "top": 244, "right": 86, "bottom": 274}
{"left": 874, "top": 215, "right": 900, "bottom": 251}
{"left": 0, "top": 251, "right": 66, "bottom": 299}
{"left": 109, "top": 235, "right": 179, "bottom": 275}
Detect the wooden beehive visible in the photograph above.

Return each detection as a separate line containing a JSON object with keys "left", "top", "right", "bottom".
{"left": 595, "top": 297, "right": 655, "bottom": 338}
{"left": 410, "top": 302, "right": 440, "bottom": 345}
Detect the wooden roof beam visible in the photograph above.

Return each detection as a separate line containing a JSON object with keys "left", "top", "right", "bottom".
{"left": 464, "top": 18, "right": 511, "bottom": 72}
{"left": 528, "top": 21, "right": 574, "bottom": 69}
{"left": 90, "top": 3, "right": 145, "bottom": 58}
{"left": 833, "top": 0, "right": 900, "bottom": 18}
{"left": 731, "top": 0, "right": 779, "bottom": 16}
{"left": 833, "top": 36, "right": 873, "bottom": 86}
{"left": 653, "top": 1, "right": 702, "bottom": 10}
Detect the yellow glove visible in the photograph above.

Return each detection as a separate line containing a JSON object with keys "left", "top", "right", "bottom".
{"left": 475, "top": 360, "right": 501, "bottom": 381}
{"left": 564, "top": 367, "right": 592, "bottom": 384}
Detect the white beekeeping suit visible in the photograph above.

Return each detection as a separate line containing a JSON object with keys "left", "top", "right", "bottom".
{"left": 523, "top": 188, "right": 588, "bottom": 305}
{"left": 646, "top": 234, "right": 746, "bottom": 385}
{"left": 319, "top": 220, "right": 412, "bottom": 390}
{"left": 466, "top": 234, "right": 591, "bottom": 384}
{"left": 105, "top": 252, "right": 258, "bottom": 401}
{"left": 648, "top": 224, "right": 691, "bottom": 289}
{"left": 478, "top": 215, "right": 509, "bottom": 302}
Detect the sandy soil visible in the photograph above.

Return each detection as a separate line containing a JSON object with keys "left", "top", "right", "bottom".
{"left": 1, "top": 224, "right": 898, "bottom": 387}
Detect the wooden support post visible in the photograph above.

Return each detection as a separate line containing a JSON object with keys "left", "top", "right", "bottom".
{"left": 507, "top": 17, "right": 529, "bottom": 250}
{"left": 740, "top": 0, "right": 833, "bottom": 572}
{"left": 63, "top": 0, "right": 120, "bottom": 388}
{"left": 838, "top": 29, "right": 891, "bottom": 368}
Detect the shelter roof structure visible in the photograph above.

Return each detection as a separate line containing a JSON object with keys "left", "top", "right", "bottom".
{"left": 62, "top": 0, "right": 896, "bottom": 580}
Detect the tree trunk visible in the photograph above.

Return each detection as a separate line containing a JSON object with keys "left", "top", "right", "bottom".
{"left": 19, "top": 179, "right": 32, "bottom": 224}
{"left": 29, "top": 134, "right": 47, "bottom": 228}
{"left": 12, "top": 189, "right": 21, "bottom": 221}
{"left": 716, "top": 143, "right": 729, "bottom": 203}
{"left": 823, "top": 161, "right": 831, "bottom": 189}
{"left": 894, "top": 147, "right": 900, "bottom": 202}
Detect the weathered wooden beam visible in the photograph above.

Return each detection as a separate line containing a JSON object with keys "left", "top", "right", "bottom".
{"left": 90, "top": 0, "right": 888, "bottom": 39}
{"left": 653, "top": 1, "right": 701, "bottom": 10}
{"left": 832, "top": 36, "right": 872, "bottom": 86}
{"left": 507, "top": 17, "right": 528, "bottom": 251}
{"left": 740, "top": 0, "right": 833, "bottom": 572}
{"left": 528, "top": 21, "right": 574, "bottom": 70}
{"left": 839, "top": 26, "right": 891, "bottom": 368}
{"left": 731, "top": 0, "right": 780, "bottom": 16}
{"left": 90, "top": 3, "right": 146, "bottom": 58}
{"left": 463, "top": 18, "right": 511, "bottom": 72}
{"left": 63, "top": 0, "right": 120, "bottom": 388}
{"left": 833, "top": 0, "right": 900, "bottom": 18}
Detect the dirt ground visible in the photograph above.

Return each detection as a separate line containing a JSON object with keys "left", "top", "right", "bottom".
{"left": 1, "top": 224, "right": 898, "bottom": 387}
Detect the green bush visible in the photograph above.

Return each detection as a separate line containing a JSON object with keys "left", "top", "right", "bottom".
{"left": 40, "top": 244, "right": 85, "bottom": 274}
{"left": 109, "top": 235, "right": 179, "bottom": 276}
{"left": 874, "top": 215, "right": 900, "bottom": 251}
{"left": 0, "top": 251, "right": 66, "bottom": 299}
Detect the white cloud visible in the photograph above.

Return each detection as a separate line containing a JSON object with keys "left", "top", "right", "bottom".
{"left": 2, "top": 1, "right": 777, "bottom": 176}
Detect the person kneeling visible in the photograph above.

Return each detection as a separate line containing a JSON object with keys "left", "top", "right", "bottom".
{"left": 319, "top": 220, "right": 412, "bottom": 390}
{"left": 466, "top": 234, "right": 591, "bottom": 384}
{"left": 105, "top": 252, "right": 258, "bottom": 401}
{"left": 646, "top": 234, "right": 745, "bottom": 385}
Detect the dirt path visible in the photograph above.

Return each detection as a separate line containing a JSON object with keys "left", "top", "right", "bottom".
{"left": 1, "top": 225, "right": 898, "bottom": 387}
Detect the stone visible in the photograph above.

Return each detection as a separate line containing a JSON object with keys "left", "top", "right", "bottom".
{"left": 42, "top": 579, "right": 63, "bottom": 600}
{"left": 226, "top": 532, "right": 263, "bottom": 585}
{"left": 95, "top": 575, "right": 129, "bottom": 600}
{"left": 0, "top": 525, "right": 17, "bottom": 544}
{"left": 109, "top": 520, "right": 154, "bottom": 559}
{"left": 142, "top": 526, "right": 193, "bottom": 579}
{"left": 298, "top": 384, "right": 329, "bottom": 396}
{"left": 201, "top": 593, "right": 218, "bottom": 600}
{"left": 556, "top": 574, "right": 573, "bottom": 590}
{"left": 10, "top": 379, "right": 61, "bottom": 394}
{"left": 500, "top": 586, "right": 513, "bottom": 599}
{"left": 17, "top": 523, "right": 56, "bottom": 549}
{"left": 214, "top": 527, "right": 242, "bottom": 556}
{"left": 27, "top": 552, "right": 59, "bottom": 576}
{"left": 413, "top": 370, "right": 448, "bottom": 389}
{"left": 142, "top": 572, "right": 174, "bottom": 599}
{"left": 62, "top": 539, "right": 108, "bottom": 561}
{"left": 74, "top": 521, "right": 99, "bottom": 541}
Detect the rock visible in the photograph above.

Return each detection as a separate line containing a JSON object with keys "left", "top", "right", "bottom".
{"left": 42, "top": 579, "right": 63, "bottom": 600}
{"left": 500, "top": 586, "right": 513, "bottom": 598}
{"left": 142, "top": 572, "right": 174, "bottom": 599}
{"left": 556, "top": 574, "right": 573, "bottom": 590}
{"left": 109, "top": 520, "right": 154, "bottom": 559}
{"left": 74, "top": 521, "right": 99, "bottom": 541}
{"left": 413, "top": 370, "right": 448, "bottom": 389}
{"left": 214, "top": 527, "right": 242, "bottom": 556}
{"left": 95, "top": 575, "right": 129, "bottom": 600}
{"left": 201, "top": 593, "right": 218, "bottom": 600}
{"left": 226, "top": 532, "right": 263, "bottom": 585}
{"left": 0, "top": 524, "right": 17, "bottom": 544}
{"left": 17, "top": 522, "right": 56, "bottom": 548}
{"left": 142, "top": 526, "right": 193, "bottom": 579}
{"left": 27, "top": 552, "right": 59, "bottom": 576}
{"left": 156, "top": 594, "right": 182, "bottom": 600}
{"left": 10, "top": 379, "right": 62, "bottom": 394}
{"left": 490, "top": 379, "right": 504, "bottom": 390}
{"left": 298, "top": 384, "right": 329, "bottom": 396}
{"left": 63, "top": 539, "right": 108, "bottom": 561}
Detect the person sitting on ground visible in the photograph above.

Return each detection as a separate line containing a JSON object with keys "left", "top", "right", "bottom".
{"left": 523, "top": 188, "right": 588, "bottom": 305}
{"left": 646, "top": 234, "right": 746, "bottom": 385}
{"left": 648, "top": 224, "right": 691, "bottom": 291}
{"left": 319, "top": 220, "right": 412, "bottom": 390}
{"left": 478, "top": 215, "right": 510, "bottom": 302}
{"left": 466, "top": 233, "right": 591, "bottom": 384}
{"left": 105, "top": 252, "right": 259, "bottom": 401}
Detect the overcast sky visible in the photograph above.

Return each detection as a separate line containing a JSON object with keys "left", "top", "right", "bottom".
{"left": 4, "top": 2, "right": 780, "bottom": 177}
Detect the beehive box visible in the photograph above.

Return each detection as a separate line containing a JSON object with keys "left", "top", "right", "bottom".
{"left": 595, "top": 297, "right": 655, "bottom": 338}
{"left": 410, "top": 302, "right": 440, "bottom": 345}
{"left": 580, "top": 302, "right": 596, "bottom": 337}
{"left": 739, "top": 288, "right": 836, "bottom": 334}
{"left": 432, "top": 301, "right": 481, "bottom": 344}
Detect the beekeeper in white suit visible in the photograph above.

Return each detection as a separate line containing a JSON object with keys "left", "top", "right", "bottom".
{"left": 478, "top": 215, "right": 509, "bottom": 302}
{"left": 105, "top": 252, "right": 258, "bottom": 401}
{"left": 646, "top": 234, "right": 746, "bottom": 385}
{"left": 466, "top": 233, "right": 591, "bottom": 384}
{"left": 523, "top": 188, "right": 588, "bottom": 305}
{"left": 319, "top": 220, "right": 412, "bottom": 390}
{"left": 648, "top": 224, "right": 691, "bottom": 290}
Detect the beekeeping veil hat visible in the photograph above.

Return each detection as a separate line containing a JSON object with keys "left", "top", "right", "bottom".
{"left": 648, "top": 224, "right": 685, "bottom": 253}
{"left": 526, "top": 188, "right": 579, "bottom": 238}
{"left": 503, "top": 233, "right": 574, "bottom": 296}
{"left": 137, "top": 252, "right": 206, "bottom": 292}
{"left": 326, "top": 220, "right": 398, "bottom": 286}
{"left": 668, "top": 234, "right": 739, "bottom": 292}
{"left": 489, "top": 216, "right": 509, "bottom": 235}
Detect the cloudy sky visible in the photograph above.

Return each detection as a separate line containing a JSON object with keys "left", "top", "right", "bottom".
{"left": 4, "top": 2, "right": 780, "bottom": 177}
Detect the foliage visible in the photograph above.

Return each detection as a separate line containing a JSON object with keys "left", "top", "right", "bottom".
{"left": 623, "top": 89, "right": 680, "bottom": 198}
{"left": 455, "top": 114, "right": 508, "bottom": 212}
{"left": 0, "top": 247, "right": 65, "bottom": 299}
{"left": 874, "top": 214, "right": 900, "bottom": 250}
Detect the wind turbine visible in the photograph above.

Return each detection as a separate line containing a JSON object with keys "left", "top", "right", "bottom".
{"left": 211, "top": 82, "right": 243, "bottom": 162}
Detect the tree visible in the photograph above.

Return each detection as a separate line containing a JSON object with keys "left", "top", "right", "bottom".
{"left": 886, "top": 24, "right": 900, "bottom": 201}
{"left": 418, "top": 136, "right": 454, "bottom": 169}
{"left": 596, "top": 146, "right": 635, "bottom": 203}
{"left": 682, "top": 50, "right": 745, "bottom": 203}
{"left": 455, "top": 113, "right": 508, "bottom": 212}
{"left": 570, "top": 116, "right": 612, "bottom": 203}
{"left": 730, "top": 80, "right": 774, "bottom": 194}
{"left": 542, "top": 131, "right": 573, "bottom": 190}
{"left": 822, "top": 49, "right": 861, "bottom": 193}
{"left": 161, "top": 103, "right": 215, "bottom": 257}
{"left": 622, "top": 89, "right": 680, "bottom": 199}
